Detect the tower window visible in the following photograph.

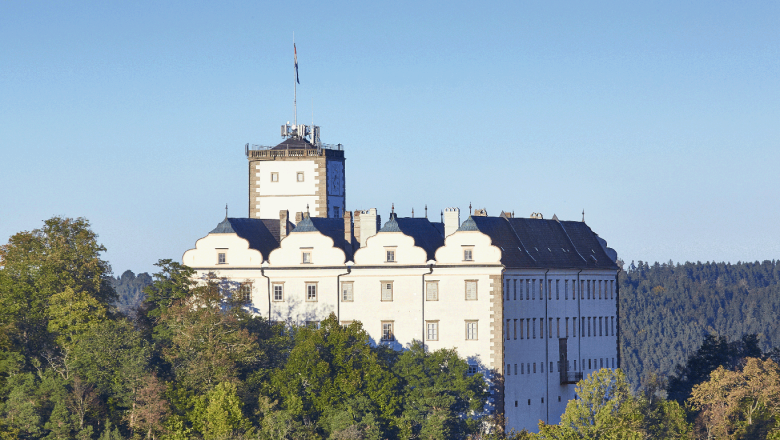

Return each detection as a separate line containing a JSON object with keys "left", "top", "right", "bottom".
{"left": 341, "top": 282, "right": 353, "bottom": 302}
{"left": 465, "top": 280, "right": 478, "bottom": 300}
{"left": 334, "top": 206, "right": 340, "bottom": 218}
{"left": 271, "top": 172, "right": 279, "bottom": 182}
{"left": 381, "top": 282, "right": 393, "bottom": 301}
{"left": 238, "top": 283, "right": 252, "bottom": 303}
{"left": 466, "top": 321, "right": 478, "bottom": 340}
{"left": 381, "top": 321, "right": 394, "bottom": 341}
{"left": 426, "top": 321, "right": 439, "bottom": 340}
{"left": 426, "top": 281, "right": 439, "bottom": 301}
{"left": 297, "top": 172, "right": 304, "bottom": 182}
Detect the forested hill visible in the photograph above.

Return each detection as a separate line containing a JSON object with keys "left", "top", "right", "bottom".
{"left": 111, "top": 270, "right": 151, "bottom": 318}
{"left": 619, "top": 260, "right": 780, "bottom": 387}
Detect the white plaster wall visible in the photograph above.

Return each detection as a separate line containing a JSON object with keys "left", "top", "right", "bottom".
{"left": 254, "top": 196, "right": 320, "bottom": 219}
{"left": 268, "top": 231, "right": 346, "bottom": 267}
{"left": 434, "top": 230, "right": 502, "bottom": 264}
{"left": 182, "top": 233, "right": 264, "bottom": 268}
{"left": 502, "top": 269, "right": 618, "bottom": 433}
{"left": 353, "top": 232, "right": 429, "bottom": 265}
{"left": 255, "top": 161, "right": 318, "bottom": 196}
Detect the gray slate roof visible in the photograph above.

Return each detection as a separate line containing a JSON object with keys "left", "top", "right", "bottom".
{"left": 209, "top": 218, "right": 281, "bottom": 259}
{"left": 291, "top": 216, "right": 353, "bottom": 261}
{"left": 379, "top": 214, "right": 444, "bottom": 261}
{"left": 272, "top": 137, "right": 314, "bottom": 150}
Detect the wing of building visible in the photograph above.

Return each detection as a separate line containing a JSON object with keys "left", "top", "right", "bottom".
{"left": 183, "top": 125, "right": 620, "bottom": 433}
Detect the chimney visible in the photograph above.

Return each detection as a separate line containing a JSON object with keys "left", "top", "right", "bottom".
{"left": 353, "top": 210, "right": 361, "bottom": 248}
{"left": 444, "top": 207, "right": 460, "bottom": 238}
{"left": 295, "top": 212, "right": 303, "bottom": 223}
{"left": 344, "top": 211, "right": 353, "bottom": 247}
{"left": 474, "top": 208, "right": 488, "bottom": 217}
{"left": 359, "top": 208, "right": 380, "bottom": 247}
{"left": 279, "top": 210, "right": 290, "bottom": 241}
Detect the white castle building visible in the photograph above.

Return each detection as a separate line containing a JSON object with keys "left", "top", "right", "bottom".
{"left": 183, "top": 123, "right": 620, "bottom": 432}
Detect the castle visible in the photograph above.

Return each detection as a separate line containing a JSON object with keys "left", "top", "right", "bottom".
{"left": 182, "top": 122, "right": 620, "bottom": 432}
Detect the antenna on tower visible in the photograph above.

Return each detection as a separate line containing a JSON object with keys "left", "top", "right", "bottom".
{"left": 293, "top": 33, "right": 299, "bottom": 128}
{"left": 225, "top": 204, "right": 228, "bottom": 219}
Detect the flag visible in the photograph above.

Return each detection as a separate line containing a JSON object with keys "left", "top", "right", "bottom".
{"left": 294, "top": 43, "right": 299, "bottom": 84}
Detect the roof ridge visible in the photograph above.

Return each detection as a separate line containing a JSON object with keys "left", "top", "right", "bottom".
{"left": 504, "top": 217, "right": 536, "bottom": 263}
{"left": 556, "top": 220, "right": 588, "bottom": 265}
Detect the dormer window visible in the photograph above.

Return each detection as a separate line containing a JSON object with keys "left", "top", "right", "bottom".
{"left": 302, "top": 251, "right": 312, "bottom": 264}
{"left": 386, "top": 250, "right": 395, "bottom": 263}
{"left": 217, "top": 252, "right": 226, "bottom": 264}
{"left": 463, "top": 247, "right": 474, "bottom": 261}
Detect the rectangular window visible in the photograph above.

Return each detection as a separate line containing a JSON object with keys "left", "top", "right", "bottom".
{"left": 381, "top": 321, "right": 394, "bottom": 341}
{"left": 340, "top": 320, "right": 353, "bottom": 326}
{"left": 273, "top": 284, "right": 284, "bottom": 301}
{"left": 465, "top": 280, "right": 478, "bottom": 300}
{"left": 466, "top": 321, "right": 478, "bottom": 340}
{"left": 565, "top": 317, "right": 569, "bottom": 337}
{"left": 573, "top": 317, "right": 577, "bottom": 337}
{"left": 526, "top": 319, "right": 530, "bottom": 340}
{"left": 513, "top": 319, "right": 517, "bottom": 340}
{"left": 270, "top": 172, "right": 278, "bottom": 182}
{"left": 426, "top": 321, "right": 438, "bottom": 341}
{"left": 611, "top": 280, "right": 615, "bottom": 299}
{"left": 296, "top": 172, "right": 304, "bottom": 182}
{"left": 506, "top": 320, "right": 511, "bottom": 340}
{"left": 463, "top": 248, "right": 473, "bottom": 261}
{"left": 565, "top": 280, "right": 569, "bottom": 300}
{"left": 574, "top": 360, "right": 577, "bottom": 371}
{"left": 540, "top": 317, "right": 544, "bottom": 339}
{"left": 532, "top": 280, "right": 536, "bottom": 300}
{"left": 305, "top": 320, "right": 319, "bottom": 329}
{"left": 521, "top": 363, "right": 525, "bottom": 374}
{"left": 218, "top": 252, "right": 226, "bottom": 264}
{"left": 581, "top": 280, "right": 585, "bottom": 299}
{"left": 557, "top": 318, "right": 560, "bottom": 338}
{"left": 549, "top": 318, "right": 553, "bottom": 339}
{"left": 556, "top": 279, "right": 560, "bottom": 300}
{"left": 588, "top": 359, "right": 592, "bottom": 369}
{"left": 341, "top": 282, "right": 353, "bottom": 302}
{"left": 612, "top": 358, "right": 616, "bottom": 368}
{"left": 238, "top": 283, "right": 252, "bottom": 303}
{"left": 541, "top": 362, "right": 545, "bottom": 373}
{"left": 532, "top": 318, "right": 537, "bottom": 338}
{"left": 600, "top": 358, "right": 604, "bottom": 368}
{"left": 599, "top": 317, "right": 603, "bottom": 336}
{"left": 306, "top": 283, "right": 317, "bottom": 302}
{"left": 550, "top": 361, "right": 554, "bottom": 372}
{"left": 599, "top": 280, "right": 603, "bottom": 299}
{"left": 302, "top": 251, "right": 312, "bottom": 264}
{"left": 515, "top": 364, "right": 518, "bottom": 375}
{"left": 426, "top": 281, "right": 438, "bottom": 301}
{"left": 587, "top": 317, "right": 591, "bottom": 336}
{"left": 611, "top": 316, "right": 615, "bottom": 336}
{"left": 573, "top": 280, "right": 577, "bottom": 300}
{"left": 548, "top": 280, "right": 552, "bottom": 300}
{"left": 526, "top": 279, "right": 530, "bottom": 300}
{"left": 467, "top": 364, "right": 477, "bottom": 375}
{"left": 386, "top": 250, "right": 395, "bottom": 262}
{"left": 381, "top": 282, "right": 393, "bottom": 301}
{"left": 514, "top": 279, "right": 517, "bottom": 300}
{"left": 533, "top": 363, "right": 537, "bottom": 373}
{"left": 507, "top": 363, "right": 511, "bottom": 375}
{"left": 520, "top": 319, "right": 524, "bottom": 339}
{"left": 587, "top": 280, "right": 591, "bottom": 299}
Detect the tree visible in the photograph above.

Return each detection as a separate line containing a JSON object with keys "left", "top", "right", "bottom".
{"left": 689, "top": 357, "right": 780, "bottom": 439}
{"left": 189, "top": 381, "right": 252, "bottom": 440}
{"left": 537, "top": 369, "right": 643, "bottom": 440}
{"left": 0, "top": 216, "right": 116, "bottom": 360}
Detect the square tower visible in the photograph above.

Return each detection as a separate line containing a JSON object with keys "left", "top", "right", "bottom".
{"left": 246, "top": 124, "right": 345, "bottom": 219}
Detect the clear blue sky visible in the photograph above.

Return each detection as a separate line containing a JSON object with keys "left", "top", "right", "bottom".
{"left": 2, "top": 1, "right": 779, "bottom": 275}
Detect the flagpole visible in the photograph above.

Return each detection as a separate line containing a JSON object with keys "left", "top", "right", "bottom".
{"left": 293, "top": 34, "right": 297, "bottom": 129}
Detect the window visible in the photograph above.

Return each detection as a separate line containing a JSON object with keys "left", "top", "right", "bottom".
{"left": 556, "top": 279, "right": 559, "bottom": 300}
{"left": 296, "top": 172, "right": 304, "bottom": 182}
{"left": 273, "top": 284, "right": 284, "bottom": 301}
{"left": 548, "top": 279, "right": 552, "bottom": 300}
{"left": 507, "top": 364, "right": 511, "bottom": 375}
{"left": 238, "top": 283, "right": 252, "bottom": 303}
{"left": 540, "top": 279, "right": 544, "bottom": 301}
{"left": 565, "top": 280, "right": 569, "bottom": 300}
{"left": 526, "top": 279, "right": 530, "bottom": 300}
{"left": 514, "top": 279, "right": 517, "bottom": 300}
{"left": 573, "top": 280, "right": 577, "bottom": 300}
{"left": 465, "top": 280, "right": 478, "bottom": 300}
{"left": 426, "top": 281, "right": 438, "bottom": 301}
{"left": 334, "top": 207, "right": 340, "bottom": 218}
{"left": 381, "top": 282, "right": 393, "bottom": 301}
{"left": 588, "top": 317, "right": 591, "bottom": 336}
{"left": 515, "top": 364, "right": 518, "bottom": 375}
{"left": 386, "top": 250, "right": 395, "bottom": 262}
{"left": 520, "top": 319, "right": 524, "bottom": 339}
{"left": 574, "top": 360, "right": 577, "bottom": 370}
{"left": 467, "top": 364, "right": 477, "bottom": 375}
{"left": 528, "top": 399, "right": 531, "bottom": 405}
{"left": 513, "top": 319, "right": 517, "bottom": 340}
{"left": 565, "top": 317, "right": 569, "bottom": 337}
{"left": 573, "top": 317, "right": 577, "bottom": 337}
{"left": 341, "top": 282, "right": 353, "bottom": 302}
{"left": 302, "top": 251, "right": 312, "bottom": 264}
{"left": 506, "top": 320, "right": 511, "bottom": 340}
{"left": 540, "top": 317, "right": 544, "bottom": 338}
{"left": 611, "top": 316, "right": 615, "bottom": 336}
{"left": 612, "top": 358, "right": 616, "bottom": 368}
{"left": 599, "top": 317, "right": 603, "bottom": 336}
{"left": 600, "top": 358, "right": 604, "bottom": 368}
{"left": 587, "top": 280, "right": 591, "bottom": 299}
{"left": 381, "top": 321, "right": 394, "bottom": 341}
{"left": 532, "top": 280, "right": 536, "bottom": 300}
{"left": 559, "top": 396, "right": 562, "bottom": 402}
{"left": 270, "top": 172, "right": 278, "bottom": 182}
{"left": 306, "top": 283, "right": 317, "bottom": 302}
{"left": 550, "top": 362, "right": 554, "bottom": 372}
{"left": 599, "top": 280, "right": 603, "bottom": 299}
{"left": 557, "top": 318, "right": 560, "bottom": 338}
{"left": 341, "top": 320, "right": 353, "bottom": 326}
{"left": 588, "top": 359, "right": 592, "bottom": 369}
{"left": 515, "top": 401, "right": 518, "bottom": 407}
{"left": 463, "top": 248, "right": 473, "bottom": 261}
{"left": 533, "top": 363, "right": 537, "bottom": 373}
{"left": 466, "top": 321, "right": 478, "bottom": 340}
{"left": 426, "top": 321, "right": 438, "bottom": 341}
{"left": 611, "top": 280, "right": 615, "bottom": 299}
{"left": 522, "top": 363, "right": 525, "bottom": 374}
{"left": 217, "top": 252, "right": 226, "bottom": 264}
{"left": 549, "top": 318, "right": 553, "bottom": 338}
{"left": 305, "top": 320, "right": 319, "bottom": 329}
{"left": 532, "top": 318, "right": 537, "bottom": 338}
{"left": 541, "top": 362, "right": 545, "bottom": 373}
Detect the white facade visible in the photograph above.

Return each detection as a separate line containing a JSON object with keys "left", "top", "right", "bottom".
{"left": 185, "top": 125, "right": 619, "bottom": 433}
